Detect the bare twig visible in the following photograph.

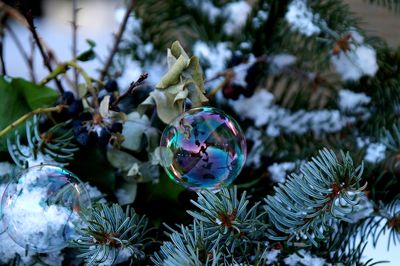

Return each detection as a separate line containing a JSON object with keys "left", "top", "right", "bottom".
{"left": 72, "top": 0, "right": 79, "bottom": 91}
{"left": 0, "top": 2, "right": 29, "bottom": 27}
{"left": 28, "top": 36, "right": 37, "bottom": 82}
{"left": 99, "top": 1, "right": 134, "bottom": 82}
{"left": 5, "top": 24, "right": 37, "bottom": 81}
{"left": 110, "top": 73, "right": 148, "bottom": 109}
{"left": 0, "top": 105, "right": 66, "bottom": 138}
{"left": 24, "top": 11, "right": 65, "bottom": 94}
{"left": 0, "top": 36, "right": 6, "bottom": 75}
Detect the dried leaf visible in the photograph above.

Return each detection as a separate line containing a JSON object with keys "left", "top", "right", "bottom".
{"left": 139, "top": 40, "right": 208, "bottom": 124}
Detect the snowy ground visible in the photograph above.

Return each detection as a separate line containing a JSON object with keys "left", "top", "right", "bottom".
{"left": 4, "top": 0, "right": 400, "bottom": 264}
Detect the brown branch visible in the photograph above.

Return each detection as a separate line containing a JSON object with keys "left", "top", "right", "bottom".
{"left": 0, "top": 37, "right": 6, "bottom": 75}
{"left": 5, "top": 24, "right": 37, "bottom": 81}
{"left": 110, "top": 73, "right": 148, "bottom": 109}
{"left": 72, "top": 0, "right": 79, "bottom": 91}
{"left": 98, "top": 1, "right": 134, "bottom": 82}
{"left": 0, "top": 2, "right": 29, "bottom": 28}
{"left": 28, "top": 36, "right": 37, "bottom": 83}
{"left": 24, "top": 11, "right": 65, "bottom": 94}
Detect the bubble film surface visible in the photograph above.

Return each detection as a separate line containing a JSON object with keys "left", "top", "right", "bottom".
{"left": 1, "top": 165, "right": 91, "bottom": 252}
{"left": 160, "top": 107, "right": 246, "bottom": 190}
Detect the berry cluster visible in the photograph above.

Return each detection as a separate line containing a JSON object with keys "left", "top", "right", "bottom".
{"left": 72, "top": 116, "right": 123, "bottom": 148}
{"left": 62, "top": 91, "right": 83, "bottom": 117}
{"left": 60, "top": 80, "right": 124, "bottom": 148}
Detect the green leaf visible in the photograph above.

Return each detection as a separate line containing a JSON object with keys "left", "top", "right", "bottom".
{"left": 0, "top": 77, "right": 30, "bottom": 151}
{"left": 11, "top": 78, "right": 59, "bottom": 109}
{"left": 76, "top": 39, "right": 96, "bottom": 62}
{"left": 76, "top": 50, "right": 95, "bottom": 62}
{"left": 86, "top": 39, "right": 96, "bottom": 48}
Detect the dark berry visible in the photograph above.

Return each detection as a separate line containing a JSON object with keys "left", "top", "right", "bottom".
{"left": 79, "top": 112, "right": 93, "bottom": 122}
{"left": 98, "top": 128, "right": 111, "bottom": 148}
{"left": 245, "top": 63, "right": 259, "bottom": 84}
{"left": 104, "top": 80, "right": 118, "bottom": 92}
{"left": 76, "top": 132, "right": 90, "bottom": 146}
{"left": 222, "top": 83, "right": 243, "bottom": 100}
{"left": 62, "top": 91, "right": 75, "bottom": 105}
{"left": 110, "top": 122, "right": 123, "bottom": 133}
{"left": 67, "top": 100, "right": 83, "bottom": 116}
{"left": 243, "top": 81, "right": 257, "bottom": 97}
{"left": 227, "top": 54, "right": 244, "bottom": 68}
{"left": 88, "top": 131, "right": 98, "bottom": 144}
{"left": 242, "top": 87, "right": 254, "bottom": 98}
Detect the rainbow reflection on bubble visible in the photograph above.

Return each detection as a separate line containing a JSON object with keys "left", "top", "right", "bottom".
{"left": 160, "top": 107, "right": 247, "bottom": 190}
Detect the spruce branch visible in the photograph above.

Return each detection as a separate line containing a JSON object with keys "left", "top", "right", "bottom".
{"left": 73, "top": 203, "right": 150, "bottom": 266}
{"left": 188, "top": 187, "right": 263, "bottom": 238}
{"left": 7, "top": 115, "right": 78, "bottom": 168}
{"left": 156, "top": 187, "right": 267, "bottom": 265}
{"left": 382, "top": 122, "right": 400, "bottom": 152}
{"left": 152, "top": 221, "right": 222, "bottom": 266}
{"left": 359, "top": 199, "right": 400, "bottom": 251}
{"left": 265, "top": 149, "right": 366, "bottom": 246}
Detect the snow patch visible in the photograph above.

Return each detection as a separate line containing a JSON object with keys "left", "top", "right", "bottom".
{"left": 365, "top": 143, "right": 386, "bottom": 164}
{"left": 285, "top": 0, "right": 321, "bottom": 36}
{"left": 263, "top": 249, "right": 280, "bottom": 264}
{"left": 185, "top": 0, "right": 221, "bottom": 22}
{"left": 193, "top": 41, "right": 232, "bottom": 80}
{"left": 284, "top": 249, "right": 326, "bottom": 266}
{"left": 246, "top": 127, "right": 263, "bottom": 168}
{"left": 223, "top": 1, "right": 252, "bottom": 35}
{"left": 268, "top": 162, "right": 296, "bottom": 183}
{"left": 331, "top": 33, "right": 378, "bottom": 81}
{"left": 229, "top": 90, "right": 355, "bottom": 136}
{"left": 338, "top": 89, "right": 371, "bottom": 113}
{"left": 268, "top": 54, "right": 297, "bottom": 74}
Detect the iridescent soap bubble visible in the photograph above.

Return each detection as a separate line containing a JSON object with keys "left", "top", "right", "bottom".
{"left": 160, "top": 107, "right": 247, "bottom": 190}
{"left": 1, "top": 165, "right": 91, "bottom": 252}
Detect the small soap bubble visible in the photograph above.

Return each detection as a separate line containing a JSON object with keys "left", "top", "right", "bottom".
{"left": 160, "top": 107, "right": 246, "bottom": 190}
{"left": 1, "top": 165, "right": 91, "bottom": 252}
